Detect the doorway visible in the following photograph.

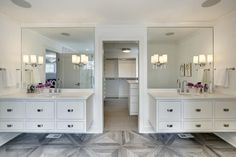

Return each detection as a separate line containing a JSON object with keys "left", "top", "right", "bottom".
{"left": 103, "top": 41, "right": 139, "bottom": 131}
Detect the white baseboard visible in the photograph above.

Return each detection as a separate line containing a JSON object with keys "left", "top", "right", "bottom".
{"left": 0, "top": 133, "right": 21, "bottom": 146}
{"left": 214, "top": 132, "right": 236, "bottom": 148}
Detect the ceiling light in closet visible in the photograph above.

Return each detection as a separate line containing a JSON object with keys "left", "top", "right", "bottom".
{"left": 122, "top": 48, "right": 131, "bottom": 53}
{"left": 10, "top": 0, "right": 32, "bottom": 8}
{"left": 61, "top": 33, "right": 70, "bottom": 36}
{"left": 165, "top": 32, "right": 175, "bottom": 36}
{"left": 201, "top": 0, "right": 221, "bottom": 8}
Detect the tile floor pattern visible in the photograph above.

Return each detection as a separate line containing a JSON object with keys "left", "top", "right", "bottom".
{"left": 0, "top": 131, "right": 236, "bottom": 157}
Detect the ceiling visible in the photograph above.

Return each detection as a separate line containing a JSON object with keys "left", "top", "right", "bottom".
{"left": 148, "top": 27, "right": 213, "bottom": 43}
{"left": 25, "top": 27, "right": 95, "bottom": 52}
{"left": 0, "top": 0, "right": 236, "bottom": 24}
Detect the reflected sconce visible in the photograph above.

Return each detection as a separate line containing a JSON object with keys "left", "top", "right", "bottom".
{"left": 193, "top": 54, "right": 212, "bottom": 67}
{"left": 72, "top": 54, "right": 89, "bottom": 68}
{"left": 151, "top": 54, "right": 168, "bottom": 69}
{"left": 23, "top": 55, "right": 44, "bottom": 67}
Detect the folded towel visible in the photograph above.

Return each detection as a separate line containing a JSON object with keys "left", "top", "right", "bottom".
{"left": 214, "top": 68, "right": 229, "bottom": 87}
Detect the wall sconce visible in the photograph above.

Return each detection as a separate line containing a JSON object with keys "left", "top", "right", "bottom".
{"left": 193, "top": 54, "right": 212, "bottom": 67}
{"left": 23, "top": 55, "right": 44, "bottom": 67}
{"left": 151, "top": 54, "right": 168, "bottom": 69}
{"left": 72, "top": 54, "right": 89, "bottom": 68}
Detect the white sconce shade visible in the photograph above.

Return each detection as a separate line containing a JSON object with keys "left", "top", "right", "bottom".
{"left": 151, "top": 56, "right": 155, "bottom": 64}
{"left": 72, "top": 55, "right": 77, "bottom": 64}
{"left": 38, "top": 56, "right": 44, "bottom": 65}
{"left": 207, "top": 54, "right": 213, "bottom": 63}
{"left": 153, "top": 54, "right": 159, "bottom": 63}
{"left": 199, "top": 54, "right": 206, "bottom": 63}
{"left": 23, "top": 55, "right": 29, "bottom": 64}
{"left": 30, "top": 55, "right": 37, "bottom": 64}
{"left": 193, "top": 56, "right": 199, "bottom": 64}
{"left": 159, "top": 55, "right": 164, "bottom": 64}
{"left": 81, "top": 54, "right": 88, "bottom": 64}
{"left": 162, "top": 54, "right": 168, "bottom": 63}
{"left": 76, "top": 56, "right": 81, "bottom": 64}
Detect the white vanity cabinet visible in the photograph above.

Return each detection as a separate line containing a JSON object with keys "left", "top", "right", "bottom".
{"left": 127, "top": 81, "right": 139, "bottom": 115}
{"left": 149, "top": 92, "right": 236, "bottom": 133}
{"left": 0, "top": 93, "right": 94, "bottom": 133}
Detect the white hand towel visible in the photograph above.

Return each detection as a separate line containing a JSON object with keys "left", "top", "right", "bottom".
{"left": 214, "top": 68, "right": 229, "bottom": 87}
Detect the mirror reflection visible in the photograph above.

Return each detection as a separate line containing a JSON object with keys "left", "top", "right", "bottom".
{"left": 21, "top": 27, "right": 95, "bottom": 89}
{"left": 147, "top": 27, "right": 213, "bottom": 89}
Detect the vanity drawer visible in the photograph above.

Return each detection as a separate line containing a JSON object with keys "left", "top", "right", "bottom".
{"left": 130, "top": 89, "right": 138, "bottom": 96}
{"left": 214, "top": 102, "right": 236, "bottom": 119}
{"left": 26, "top": 102, "right": 54, "bottom": 119}
{"left": 159, "top": 102, "right": 181, "bottom": 121}
{"left": 183, "top": 101, "right": 212, "bottom": 119}
{"left": 0, "top": 121, "right": 24, "bottom": 130}
{"left": 159, "top": 122, "right": 181, "bottom": 131}
{"left": 0, "top": 102, "right": 25, "bottom": 119}
{"left": 26, "top": 121, "right": 54, "bottom": 130}
{"left": 214, "top": 121, "right": 236, "bottom": 130}
{"left": 57, "top": 101, "right": 85, "bottom": 120}
{"left": 56, "top": 121, "right": 85, "bottom": 131}
{"left": 183, "top": 121, "right": 212, "bottom": 130}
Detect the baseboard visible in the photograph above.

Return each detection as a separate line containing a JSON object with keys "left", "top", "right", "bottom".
{"left": 0, "top": 133, "right": 21, "bottom": 146}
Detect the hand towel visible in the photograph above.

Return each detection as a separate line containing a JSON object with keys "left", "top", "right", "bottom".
{"left": 214, "top": 68, "right": 229, "bottom": 87}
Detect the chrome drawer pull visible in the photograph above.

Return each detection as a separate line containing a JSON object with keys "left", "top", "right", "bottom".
{"left": 37, "top": 109, "right": 43, "bottom": 112}
{"left": 224, "top": 124, "right": 230, "bottom": 128}
{"left": 68, "top": 124, "right": 74, "bottom": 128}
{"left": 7, "top": 109, "right": 13, "bottom": 112}
{"left": 195, "top": 109, "right": 201, "bottom": 112}
{"left": 67, "top": 109, "right": 74, "bottom": 112}
{"left": 37, "top": 124, "right": 43, "bottom": 128}
{"left": 223, "top": 108, "right": 229, "bottom": 112}
{"left": 7, "top": 124, "right": 12, "bottom": 128}
{"left": 167, "top": 109, "right": 173, "bottom": 112}
{"left": 167, "top": 124, "right": 173, "bottom": 128}
{"left": 195, "top": 124, "right": 201, "bottom": 128}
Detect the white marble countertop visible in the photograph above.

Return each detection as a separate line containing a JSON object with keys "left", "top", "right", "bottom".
{"left": 0, "top": 91, "right": 94, "bottom": 100}
{"left": 148, "top": 90, "right": 236, "bottom": 100}
{"left": 127, "top": 80, "right": 139, "bottom": 84}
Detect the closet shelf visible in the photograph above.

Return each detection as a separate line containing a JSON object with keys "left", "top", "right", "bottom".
{"left": 105, "top": 77, "right": 138, "bottom": 80}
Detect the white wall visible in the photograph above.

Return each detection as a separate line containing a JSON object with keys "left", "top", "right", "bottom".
{"left": 0, "top": 13, "right": 21, "bottom": 88}
{"left": 0, "top": 13, "right": 21, "bottom": 147}
{"left": 214, "top": 10, "right": 236, "bottom": 147}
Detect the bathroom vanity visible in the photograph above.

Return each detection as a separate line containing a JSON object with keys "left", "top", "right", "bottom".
{"left": 149, "top": 90, "right": 236, "bottom": 133}
{"left": 0, "top": 91, "right": 94, "bottom": 133}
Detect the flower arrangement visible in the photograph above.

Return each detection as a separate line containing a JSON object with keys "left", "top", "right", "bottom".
{"left": 187, "top": 82, "right": 208, "bottom": 93}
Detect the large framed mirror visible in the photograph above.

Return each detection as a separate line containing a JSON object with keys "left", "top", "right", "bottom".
{"left": 147, "top": 27, "right": 214, "bottom": 89}
{"left": 21, "top": 27, "right": 95, "bottom": 89}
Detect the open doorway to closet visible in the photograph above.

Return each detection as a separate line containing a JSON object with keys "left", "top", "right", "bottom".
{"left": 103, "top": 41, "right": 139, "bottom": 131}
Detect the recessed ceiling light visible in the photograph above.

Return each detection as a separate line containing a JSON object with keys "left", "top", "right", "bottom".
{"left": 165, "top": 32, "right": 175, "bottom": 36}
{"left": 10, "top": 0, "right": 32, "bottom": 8}
{"left": 201, "top": 0, "right": 221, "bottom": 8}
{"left": 61, "top": 33, "right": 70, "bottom": 36}
{"left": 122, "top": 48, "right": 131, "bottom": 53}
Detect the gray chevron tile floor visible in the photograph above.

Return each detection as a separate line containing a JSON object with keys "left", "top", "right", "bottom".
{"left": 0, "top": 131, "right": 236, "bottom": 157}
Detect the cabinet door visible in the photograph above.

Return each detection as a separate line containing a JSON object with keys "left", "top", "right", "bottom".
{"left": 183, "top": 101, "right": 212, "bottom": 119}
{"left": 56, "top": 121, "right": 85, "bottom": 132}
{"left": 118, "top": 60, "right": 136, "bottom": 78}
{"left": 159, "top": 102, "right": 181, "bottom": 121}
{"left": 183, "top": 121, "right": 213, "bottom": 130}
{"left": 215, "top": 102, "right": 236, "bottom": 119}
{"left": 26, "top": 102, "right": 54, "bottom": 119}
{"left": 26, "top": 121, "right": 54, "bottom": 130}
{"left": 0, "top": 102, "right": 25, "bottom": 119}
{"left": 0, "top": 121, "right": 24, "bottom": 130}
{"left": 57, "top": 101, "right": 85, "bottom": 120}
